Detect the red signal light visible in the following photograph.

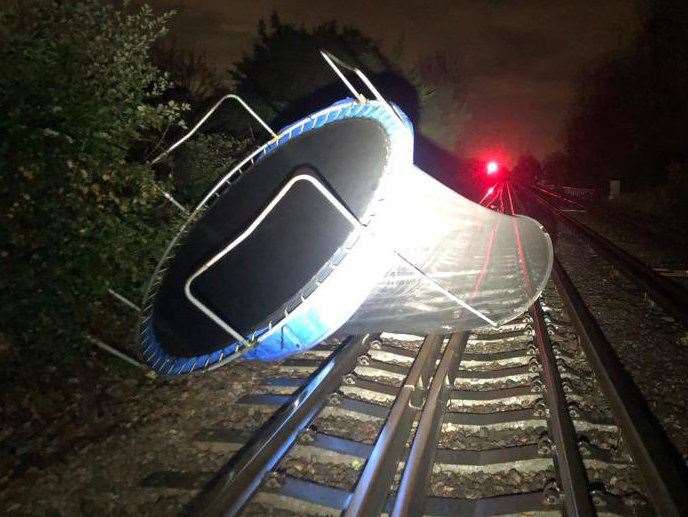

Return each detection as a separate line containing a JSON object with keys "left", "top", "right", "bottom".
{"left": 486, "top": 161, "right": 499, "bottom": 175}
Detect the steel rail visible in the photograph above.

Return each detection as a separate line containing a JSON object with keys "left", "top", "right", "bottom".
{"left": 187, "top": 334, "right": 371, "bottom": 516}
{"left": 539, "top": 183, "right": 687, "bottom": 254}
{"left": 530, "top": 183, "right": 587, "bottom": 211}
{"left": 520, "top": 185, "right": 688, "bottom": 327}
{"left": 513, "top": 183, "right": 688, "bottom": 515}
{"left": 551, "top": 257, "right": 688, "bottom": 516}
{"left": 343, "top": 334, "right": 445, "bottom": 516}
{"left": 506, "top": 184, "right": 595, "bottom": 516}
{"left": 391, "top": 332, "right": 469, "bottom": 516}
{"left": 529, "top": 302, "right": 595, "bottom": 515}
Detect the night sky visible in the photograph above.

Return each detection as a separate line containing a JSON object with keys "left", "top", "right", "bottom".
{"left": 149, "top": 0, "right": 641, "bottom": 164}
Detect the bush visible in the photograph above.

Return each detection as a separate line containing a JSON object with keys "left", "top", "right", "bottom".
{"left": 0, "top": 1, "right": 187, "bottom": 362}
{"left": 170, "top": 133, "right": 252, "bottom": 205}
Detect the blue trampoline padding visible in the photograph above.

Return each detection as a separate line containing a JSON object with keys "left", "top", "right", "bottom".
{"left": 141, "top": 98, "right": 413, "bottom": 375}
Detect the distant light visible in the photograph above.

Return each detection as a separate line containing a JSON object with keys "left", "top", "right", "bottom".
{"left": 486, "top": 161, "right": 499, "bottom": 175}
{"left": 487, "top": 186, "right": 495, "bottom": 195}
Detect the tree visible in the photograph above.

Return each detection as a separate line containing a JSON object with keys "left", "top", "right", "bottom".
{"left": 0, "top": 1, "right": 186, "bottom": 362}
{"left": 229, "top": 12, "right": 420, "bottom": 131}
{"left": 226, "top": 13, "right": 473, "bottom": 191}
{"left": 150, "top": 40, "right": 256, "bottom": 199}
{"left": 153, "top": 39, "right": 224, "bottom": 105}
{"left": 563, "top": 0, "right": 688, "bottom": 188}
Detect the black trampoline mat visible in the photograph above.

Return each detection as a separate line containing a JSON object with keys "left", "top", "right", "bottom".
{"left": 152, "top": 117, "right": 390, "bottom": 357}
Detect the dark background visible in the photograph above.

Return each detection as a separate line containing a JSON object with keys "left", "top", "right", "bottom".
{"left": 145, "top": 0, "right": 641, "bottom": 165}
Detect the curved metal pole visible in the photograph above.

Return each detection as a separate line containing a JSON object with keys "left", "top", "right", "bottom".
{"left": 147, "top": 94, "right": 276, "bottom": 214}
{"left": 320, "top": 51, "right": 366, "bottom": 103}
{"left": 320, "top": 50, "right": 405, "bottom": 125}
{"left": 150, "top": 94, "right": 277, "bottom": 165}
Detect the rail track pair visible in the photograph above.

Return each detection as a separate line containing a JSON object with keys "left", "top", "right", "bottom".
{"left": 139, "top": 184, "right": 688, "bottom": 516}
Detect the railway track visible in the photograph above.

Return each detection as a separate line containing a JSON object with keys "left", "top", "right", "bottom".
{"left": 139, "top": 183, "right": 688, "bottom": 516}
{"left": 519, "top": 184, "right": 688, "bottom": 327}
